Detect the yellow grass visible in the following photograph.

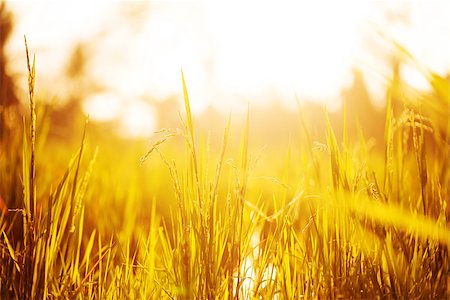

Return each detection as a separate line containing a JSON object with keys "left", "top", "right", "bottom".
{"left": 0, "top": 39, "right": 449, "bottom": 299}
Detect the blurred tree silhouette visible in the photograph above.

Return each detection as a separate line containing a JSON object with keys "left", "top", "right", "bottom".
{"left": 49, "top": 41, "right": 101, "bottom": 138}
{"left": 0, "top": 2, "right": 20, "bottom": 140}
{"left": 0, "top": 3, "right": 23, "bottom": 243}
{"left": 341, "top": 68, "right": 384, "bottom": 142}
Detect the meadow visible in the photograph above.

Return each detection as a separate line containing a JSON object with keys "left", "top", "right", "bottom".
{"left": 1, "top": 40, "right": 450, "bottom": 299}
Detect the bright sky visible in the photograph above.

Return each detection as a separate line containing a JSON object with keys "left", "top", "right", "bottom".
{"left": 5, "top": 1, "right": 450, "bottom": 137}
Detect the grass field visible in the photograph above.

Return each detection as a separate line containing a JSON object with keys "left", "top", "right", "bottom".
{"left": 1, "top": 41, "right": 450, "bottom": 299}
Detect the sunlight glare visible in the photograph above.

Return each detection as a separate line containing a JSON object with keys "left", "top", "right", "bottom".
{"left": 206, "top": 2, "right": 367, "bottom": 110}
{"left": 233, "top": 229, "right": 278, "bottom": 299}
{"left": 83, "top": 92, "right": 121, "bottom": 122}
{"left": 5, "top": 1, "right": 450, "bottom": 135}
{"left": 402, "top": 64, "right": 430, "bottom": 91}
{"left": 119, "top": 100, "right": 157, "bottom": 138}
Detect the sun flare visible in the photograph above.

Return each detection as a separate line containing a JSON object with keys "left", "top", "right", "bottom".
{"left": 6, "top": 2, "right": 450, "bottom": 135}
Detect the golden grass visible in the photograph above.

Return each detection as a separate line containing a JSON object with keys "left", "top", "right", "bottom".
{"left": 0, "top": 40, "right": 449, "bottom": 299}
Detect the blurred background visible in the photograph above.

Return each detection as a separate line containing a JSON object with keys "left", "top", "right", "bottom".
{"left": 1, "top": 1, "right": 449, "bottom": 141}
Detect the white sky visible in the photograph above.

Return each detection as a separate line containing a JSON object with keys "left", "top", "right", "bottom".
{"left": 5, "top": 1, "right": 450, "bottom": 136}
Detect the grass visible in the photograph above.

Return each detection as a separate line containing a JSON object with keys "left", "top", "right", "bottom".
{"left": 0, "top": 40, "right": 449, "bottom": 299}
